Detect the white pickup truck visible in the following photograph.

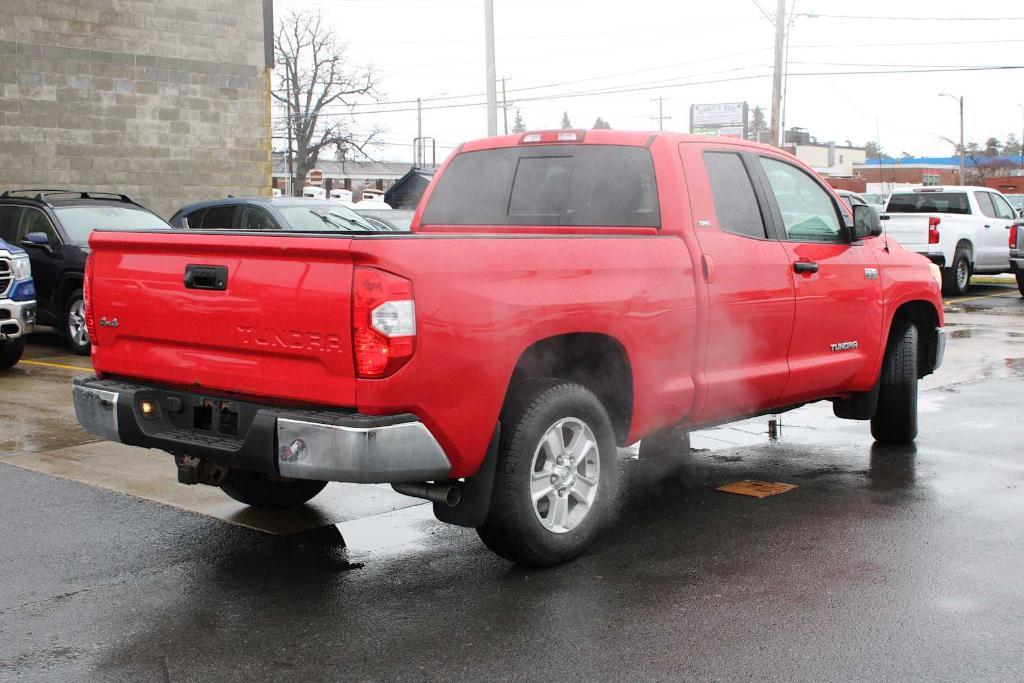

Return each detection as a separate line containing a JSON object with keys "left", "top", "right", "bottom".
{"left": 882, "top": 186, "right": 1018, "bottom": 296}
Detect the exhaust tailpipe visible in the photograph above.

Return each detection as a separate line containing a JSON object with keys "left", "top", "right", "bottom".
{"left": 392, "top": 482, "right": 461, "bottom": 507}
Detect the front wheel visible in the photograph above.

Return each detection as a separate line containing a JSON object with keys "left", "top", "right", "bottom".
{"left": 63, "top": 290, "right": 91, "bottom": 356}
{"left": 0, "top": 338, "right": 26, "bottom": 369}
{"left": 638, "top": 427, "right": 691, "bottom": 461}
{"left": 871, "top": 320, "right": 918, "bottom": 445}
{"left": 220, "top": 470, "right": 327, "bottom": 509}
{"left": 477, "top": 380, "right": 618, "bottom": 566}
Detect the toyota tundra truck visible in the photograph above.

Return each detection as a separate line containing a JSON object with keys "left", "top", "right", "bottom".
{"left": 74, "top": 131, "right": 945, "bottom": 566}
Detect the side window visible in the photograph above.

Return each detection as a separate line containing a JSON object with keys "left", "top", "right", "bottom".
{"left": 200, "top": 205, "right": 237, "bottom": 229}
{"left": 0, "top": 206, "right": 23, "bottom": 243}
{"left": 990, "top": 193, "right": 1016, "bottom": 220}
{"left": 703, "top": 152, "right": 767, "bottom": 239}
{"left": 759, "top": 157, "right": 843, "bottom": 243}
{"left": 974, "top": 192, "right": 997, "bottom": 218}
{"left": 242, "top": 207, "right": 279, "bottom": 230}
{"left": 20, "top": 208, "right": 60, "bottom": 246}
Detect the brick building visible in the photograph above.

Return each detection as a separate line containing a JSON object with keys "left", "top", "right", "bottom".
{"left": 0, "top": 0, "right": 273, "bottom": 218}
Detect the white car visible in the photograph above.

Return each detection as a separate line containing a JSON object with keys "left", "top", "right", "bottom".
{"left": 882, "top": 186, "right": 1018, "bottom": 295}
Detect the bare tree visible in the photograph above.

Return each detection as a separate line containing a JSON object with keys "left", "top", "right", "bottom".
{"left": 273, "top": 9, "right": 381, "bottom": 195}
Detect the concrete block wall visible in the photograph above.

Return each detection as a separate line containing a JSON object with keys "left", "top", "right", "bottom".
{"left": 0, "top": 0, "right": 272, "bottom": 218}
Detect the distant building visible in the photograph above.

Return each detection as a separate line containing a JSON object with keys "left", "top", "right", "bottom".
{"left": 782, "top": 128, "right": 866, "bottom": 176}
{"left": 0, "top": 0, "right": 274, "bottom": 218}
{"left": 272, "top": 154, "right": 410, "bottom": 200}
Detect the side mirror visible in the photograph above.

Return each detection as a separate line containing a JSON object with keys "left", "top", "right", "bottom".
{"left": 1017, "top": 208, "right": 1024, "bottom": 219}
{"left": 852, "top": 204, "right": 883, "bottom": 239}
{"left": 22, "top": 232, "right": 51, "bottom": 252}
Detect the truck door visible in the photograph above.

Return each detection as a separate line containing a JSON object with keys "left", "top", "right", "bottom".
{"left": 984, "top": 191, "right": 1016, "bottom": 269}
{"left": 754, "top": 154, "right": 884, "bottom": 403}
{"left": 680, "top": 143, "right": 795, "bottom": 423}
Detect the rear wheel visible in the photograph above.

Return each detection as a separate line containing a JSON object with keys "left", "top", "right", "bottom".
{"left": 0, "top": 338, "right": 26, "bottom": 369}
{"left": 1016, "top": 271, "right": 1024, "bottom": 298}
{"left": 871, "top": 320, "right": 919, "bottom": 445}
{"left": 63, "top": 290, "right": 90, "bottom": 356}
{"left": 941, "top": 248, "right": 971, "bottom": 297}
{"left": 220, "top": 470, "right": 327, "bottom": 509}
{"left": 477, "top": 379, "right": 617, "bottom": 566}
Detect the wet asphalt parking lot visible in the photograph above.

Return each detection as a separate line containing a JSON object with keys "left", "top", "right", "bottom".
{"left": 1, "top": 283, "right": 1023, "bottom": 681}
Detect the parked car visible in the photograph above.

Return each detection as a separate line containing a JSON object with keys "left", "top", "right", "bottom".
{"left": 861, "top": 193, "right": 888, "bottom": 213}
{"left": 0, "top": 236, "right": 36, "bottom": 368}
{"left": 355, "top": 208, "right": 414, "bottom": 231}
{"left": 1005, "top": 193, "right": 1024, "bottom": 218}
{"left": 1010, "top": 215, "right": 1024, "bottom": 297}
{"left": 75, "top": 130, "right": 944, "bottom": 566}
{"left": 835, "top": 190, "right": 880, "bottom": 216}
{"left": 169, "top": 197, "right": 384, "bottom": 232}
{"left": 0, "top": 190, "right": 172, "bottom": 354}
{"left": 881, "top": 186, "right": 1019, "bottom": 296}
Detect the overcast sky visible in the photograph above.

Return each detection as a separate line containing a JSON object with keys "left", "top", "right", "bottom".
{"left": 276, "top": 0, "right": 1024, "bottom": 163}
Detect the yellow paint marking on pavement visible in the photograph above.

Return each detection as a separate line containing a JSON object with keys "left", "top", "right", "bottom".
{"left": 944, "top": 290, "right": 1019, "bottom": 306}
{"left": 20, "top": 359, "right": 93, "bottom": 372}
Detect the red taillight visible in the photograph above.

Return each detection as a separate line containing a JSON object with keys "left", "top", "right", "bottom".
{"left": 352, "top": 267, "right": 416, "bottom": 378}
{"left": 1010, "top": 224, "right": 1019, "bottom": 250}
{"left": 928, "top": 216, "right": 941, "bottom": 245}
{"left": 84, "top": 253, "right": 96, "bottom": 346}
{"left": 520, "top": 129, "right": 586, "bottom": 144}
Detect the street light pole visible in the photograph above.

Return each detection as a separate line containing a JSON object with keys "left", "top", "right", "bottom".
{"left": 1018, "top": 104, "right": 1024, "bottom": 171}
{"left": 768, "top": 0, "right": 786, "bottom": 147}
{"left": 939, "top": 93, "right": 965, "bottom": 185}
{"left": 416, "top": 97, "right": 422, "bottom": 168}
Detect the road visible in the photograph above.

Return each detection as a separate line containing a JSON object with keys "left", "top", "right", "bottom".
{"left": 1, "top": 283, "right": 1022, "bottom": 681}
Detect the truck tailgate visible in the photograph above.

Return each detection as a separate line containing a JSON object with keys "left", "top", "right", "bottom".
{"left": 88, "top": 231, "right": 357, "bottom": 407}
{"left": 881, "top": 214, "right": 929, "bottom": 250}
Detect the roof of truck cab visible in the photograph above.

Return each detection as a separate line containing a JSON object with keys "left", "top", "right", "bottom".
{"left": 458, "top": 130, "right": 781, "bottom": 153}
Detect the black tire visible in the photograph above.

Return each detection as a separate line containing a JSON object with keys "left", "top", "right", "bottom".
{"left": 638, "top": 427, "right": 691, "bottom": 460}
{"left": 62, "top": 289, "right": 91, "bottom": 356}
{"left": 1016, "top": 271, "right": 1024, "bottom": 298}
{"left": 941, "top": 248, "right": 971, "bottom": 297}
{"left": 477, "top": 379, "right": 618, "bottom": 567}
{"left": 0, "top": 337, "right": 25, "bottom": 369}
{"left": 220, "top": 470, "right": 327, "bottom": 509}
{"left": 871, "top": 320, "right": 919, "bottom": 445}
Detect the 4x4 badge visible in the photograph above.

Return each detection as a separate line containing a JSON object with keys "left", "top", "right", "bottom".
{"left": 864, "top": 268, "right": 879, "bottom": 279}
{"left": 99, "top": 317, "right": 119, "bottom": 328}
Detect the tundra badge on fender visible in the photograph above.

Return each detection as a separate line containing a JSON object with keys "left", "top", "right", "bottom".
{"left": 830, "top": 341, "right": 859, "bottom": 352}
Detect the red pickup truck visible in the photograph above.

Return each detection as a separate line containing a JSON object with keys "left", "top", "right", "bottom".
{"left": 74, "top": 131, "right": 944, "bottom": 565}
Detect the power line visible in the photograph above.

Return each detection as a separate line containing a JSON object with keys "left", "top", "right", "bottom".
{"left": 797, "top": 13, "right": 1024, "bottom": 21}
{"left": 300, "top": 65, "right": 1024, "bottom": 118}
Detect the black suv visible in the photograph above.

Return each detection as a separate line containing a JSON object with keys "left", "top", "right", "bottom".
{"left": 0, "top": 190, "right": 172, "bottom": 354}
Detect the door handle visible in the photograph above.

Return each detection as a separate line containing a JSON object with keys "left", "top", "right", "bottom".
{"left": 984, "top": 224, "right": 991, "bottom": 229}
{"left": 184, "top": 264, "right": 228, "bottom": 290}
{"left": 701, "top": 254, "right": 717, "bottom": 283}
{"left": 793, "top": 260, "right": 818, "bottom": 274}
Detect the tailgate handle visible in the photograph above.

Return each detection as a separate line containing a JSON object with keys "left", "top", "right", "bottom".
{"left": 184, "top": 264, "right": 228, "bottom": 291}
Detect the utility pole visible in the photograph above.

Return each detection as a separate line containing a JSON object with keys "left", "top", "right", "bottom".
{"left": 1018, "top": 104, "right": 1024, "bottom": 171}
{"left": 484, "top": 0, "right": 497, "bottom": 136}
{"left": 500, "top": 77, "right": 510, "bottom": 135}
{"left": 650, "top": 96, "right": 670, "bottom": 131}
{"left": 769, "top": 0, "right": 786, "bottom": 147}
{"left": 416, "top": 97, "right": 422, "bottom": 168}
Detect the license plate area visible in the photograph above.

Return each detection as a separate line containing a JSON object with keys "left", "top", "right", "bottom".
{"left": 132, "top": 391, "right": 257, "bottom": 442}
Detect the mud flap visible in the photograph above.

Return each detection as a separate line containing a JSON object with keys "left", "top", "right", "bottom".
{"left": 433, "top": 424, "right": 500, "bottom": 528}
{"left": 832, "top": 380, "right": 880, "bottom": 420}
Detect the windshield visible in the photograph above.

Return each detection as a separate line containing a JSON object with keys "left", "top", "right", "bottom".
{"left": 862, "top": 194, "right": 885, "bottom": 205}
{"left": 1007, "top": 195, "right": 1024, "bottom": 209}
{"left": 357, "top": 210, "right": 414, "bottom": 231}
{"left": 55, "top": 206, "right": 171, "bottom": 243}
{"left": 277, "top": 203, "right": 377, "bottom": 231}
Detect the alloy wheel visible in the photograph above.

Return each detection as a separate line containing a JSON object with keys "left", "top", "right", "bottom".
{"left": 529, "top": 417, "right": 601, "bottom": 534}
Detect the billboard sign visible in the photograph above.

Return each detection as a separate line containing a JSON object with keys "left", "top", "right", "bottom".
{"left": 690, "top": 102, "right": 749, "bottom": 139}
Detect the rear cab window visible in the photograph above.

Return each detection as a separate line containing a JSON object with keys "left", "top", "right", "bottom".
{"left": 886, "top": 192, "right": 971, "bottom": 215}
{"left": 702, "top": 151, "right": 767, "bottom": 239}
{"left": 421, "top": 144, "right": 660, "bottom": 227}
